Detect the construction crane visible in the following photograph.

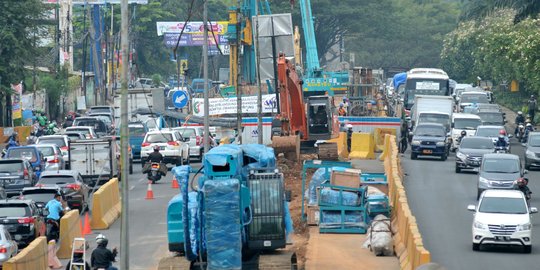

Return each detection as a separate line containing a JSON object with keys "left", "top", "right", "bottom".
{"left": 297, "top": 0, "right": 348, "bottom": 97}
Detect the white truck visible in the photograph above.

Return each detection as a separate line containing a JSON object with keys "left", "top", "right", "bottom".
{"left": 68, "top": 138, "right": 118, "bottom": 187}
{"left": 411, "top": 95, "right": 454, "bottom": 133}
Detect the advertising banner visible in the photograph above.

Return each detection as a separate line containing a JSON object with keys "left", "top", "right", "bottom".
{"left": 192, "top": 94, "right": 277, "bottom": 116}
{"left": 156, "top": 21, "right": 228, "bottom": 36}
{"left": 11, "top": 83, "right": 23, "bottom": 120}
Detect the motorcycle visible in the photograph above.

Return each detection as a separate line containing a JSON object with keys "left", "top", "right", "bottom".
{"left": 494, "top": 145, "right": 509, "bottom": 153}
{"left": 513, "top": 181, "right": 532, "bottom": 205}
{"left": 147, "top": 162, "right": 162, "bottom": 184}
{"left": 517, "top": 124, "right": 525, "bottom": 142}
{"left": 46, "top": 219, "right": 60, "bottom": 242}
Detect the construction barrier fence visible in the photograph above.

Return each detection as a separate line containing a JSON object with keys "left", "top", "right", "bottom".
{"left": 57, "top": 210, "right": 82, "bottom": 259}
{"left": 384, "top": 134, "right": 431, "bottom": 270}
{"left": 3, "top": 236, "right": 48, "bottom": 270}
{"left": 91, "top": 178, "right": 121, "bottom": 230}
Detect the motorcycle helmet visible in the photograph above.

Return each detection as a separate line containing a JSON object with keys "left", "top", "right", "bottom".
{"left": 527, "top": 123, "right": 533, "bottom": 127}
{"left": 517, "top": 177, "right": 528, "bottom": 187}
{"left": 96, "top": 234, "right": 108, "bottom": 246}
{"left": 499, "top": 130, "right": 506, "bottom": 135}
{"left": 339, "top": 103, "right": 344, "bottom": 107}
{"left": 153, "top": 145, "right": 160, "bottom": 151}
{"left": 460, "top": 131, "right": 466, "bottom": 136}
{"left": 518, "top": 111, "right": 523, "bottom": 115}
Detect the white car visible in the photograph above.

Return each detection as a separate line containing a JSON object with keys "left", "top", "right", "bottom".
{"left": 468, "top": 189, "right": 537, "bottom": 253}
{"left": 140, "top": 129, "right": 190, "bottom": 166}
{"left": 36, "top": 135, "right": 70, "bottom": 167}
{"left": 172, "top": 127, "right": 204, "bottom": 161}
{"left": 451, "top": 113, "right": 482, "bottom": 151}
{"left": 34, "top": 144, "right": 65, "bottom": 171}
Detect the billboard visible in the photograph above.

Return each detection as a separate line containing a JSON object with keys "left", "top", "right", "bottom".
{"left": 156, "top": 21, "right": 228, "bottom": 36}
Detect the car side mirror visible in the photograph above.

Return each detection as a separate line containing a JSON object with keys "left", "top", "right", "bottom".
{"left": 467, "top": 205, "right": 476, "bottom": 212}
{"left": 530, "top": 207, "right": 538, "bottom": 214}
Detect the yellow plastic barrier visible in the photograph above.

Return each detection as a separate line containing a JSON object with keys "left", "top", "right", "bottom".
{"left": 3, "top": 236, "right": 48, "bottom": 270}
{"left": 384, "top": 135, "right": 431, "bottom": 270}
{"left": 348, "top": 132, "right": 375, "bottom": 159}
{"left": 91, "top": 178, "right": 121, "bottom": 230}
{"left": 374, "top": 128, "right": 396, "bottom": 152}
{"left": 57, "top": 210, "right": 82, "bottom": 259}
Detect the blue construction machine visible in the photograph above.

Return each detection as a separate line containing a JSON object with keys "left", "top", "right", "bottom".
{"left": 167, "top": 144, "right": 297, "bottom": 269}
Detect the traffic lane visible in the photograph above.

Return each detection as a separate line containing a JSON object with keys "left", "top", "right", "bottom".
{"left": 402, "top": 141, "right": 540, "bottom": 270}
{"left": 101, "top": 162, "right": 202, "bottom": 269}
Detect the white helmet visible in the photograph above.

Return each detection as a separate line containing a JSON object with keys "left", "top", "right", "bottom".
{"left": 96, "top": 234, "right": 108, "bottom": 245}
{"left": 518, "top": 111, "right": 523, "bottom": 115}
{"left": 527, "top": 123, "right": 533, "bottom": 127}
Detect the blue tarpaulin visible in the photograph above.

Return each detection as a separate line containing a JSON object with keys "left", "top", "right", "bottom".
{"left": 393, "top": 72, "right": 407, "bottom": 90}
{"left": 240, "top": 144, "right": 276, "bottom": 169}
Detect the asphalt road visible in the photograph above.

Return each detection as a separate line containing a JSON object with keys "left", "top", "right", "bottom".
{"left": 402, "top": 138, "right": 540, "bottom": 270}
{"left": 87, "top": 160, "right": 202, "bottom": 270}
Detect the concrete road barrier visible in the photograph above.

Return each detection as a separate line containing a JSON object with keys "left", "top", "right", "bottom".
{"left": 57, "top": 210, "right": 82, "bottom": 259}
{"left": 91, "top": 178, "right": 121, "bottom": 230}
{"left": 349, "top": 132, "right": 375, "bottom": 159}
{"left": 3, "top": 236, "right": 48, "bottom": 270}
{"left": 374, "top": 128, "right": 396, "bottom": 152}
{"left": 383, "top": 135, "right": 431, "bottom": 270}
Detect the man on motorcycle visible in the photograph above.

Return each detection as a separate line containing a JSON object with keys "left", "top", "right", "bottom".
{"left": 515, "top": 111, "right": 526, "bottom": 136}
{"left": 91, "top": 234, "right": 118, "bottom": 270}
{"left": 148, "top": 145, "right": 164, "bottom": 163}
{"left": 515, "top": 177, "right": 532, "bottom": 201}
{"left": 44, "top": 193, "right": 66, "bottom": 241}
{"left": 26, "top": 131, "right": 37, "bottom": 145}
{"left": 457, "top": 130, "right": 467, "bottom": 144}
{"left": 495, "top": 134, "right": 509, "bottom": 149}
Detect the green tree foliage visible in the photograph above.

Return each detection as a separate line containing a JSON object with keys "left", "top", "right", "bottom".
{"left": 461, "top": 0, "right": 540, "bottom": 22}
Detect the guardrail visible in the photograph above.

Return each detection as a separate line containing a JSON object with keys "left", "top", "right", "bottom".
{"left": 91, "top": 178, "right": 121, "bottom": 230}
{"left": 383, "top": 134, "right": 431, "bottom": 270}
{"left": 3, "top": 236, "right": 48, "bottom": 270}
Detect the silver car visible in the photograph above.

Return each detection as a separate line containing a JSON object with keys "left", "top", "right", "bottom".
{"left": 0, "top": 225, "right": 18, "bottom": 265}
{"left": 34, "top": 144, "right": 65, "bottom": 171}
{"left": 173, "top": 127, "right": 204, "bottom": 161}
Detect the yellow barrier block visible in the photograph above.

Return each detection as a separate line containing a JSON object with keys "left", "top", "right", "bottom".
{"left": 57, "top": 210, "right": 82, "bottom": 259}
{"left": 374, "top": 128, "right": 397, "bottom": 152}
{"left": 4, "top": 236, "right": 48, "bottom": 270}
{"left": 348, "top": 132, "right": 375, "bottom": 159}
{"left": 91, "top": 178, "right": 121, "bottom": 230}
{"left": 219, "top": 137, "right": 230, "bottom": 145}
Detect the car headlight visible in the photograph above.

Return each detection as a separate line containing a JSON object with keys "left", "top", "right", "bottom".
{"left": 479, "top": 177, "right": 489, "bottom": 184}
{"left": 411, "top": 140, "right": 421, "bottom": 146}
{"left": 473, "top": 221, "right": 487, "bottom": 230}
{"left": 456, "top": 152, "right": 467, "bottom": 160}
{"left": 517, "top": 223, "right": 532, "bottom": 231}
{"left": 436, "top": 141, "right": 446, "bottom": 147}
{"left": 526, "top": 150, "right": 536, "bottom": 158}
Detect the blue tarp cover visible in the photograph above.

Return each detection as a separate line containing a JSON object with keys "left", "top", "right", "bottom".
{"left": 240, "top": 144, "right": 276, "bottom": 168}
{"left": 393, "top": 72, "right": 407, "bottom": 89}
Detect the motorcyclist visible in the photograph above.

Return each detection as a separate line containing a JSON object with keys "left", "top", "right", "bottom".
{"left": 495, "top": 134, "right": 509, "bottom": 149}
{"left": 5, "top": 132, "right": 19, "bottom": 151}
{"left": 26, "top": 131, "right": 37, "bottom": 145}
{"left": 44, "top": 193, "right": 66, "bottom": 241}
{"left": 91, "top": 234, "right": 118, "bottom": 270}
{"left": 148, "top": 145, "right": 164, "bottom": 163}
{"left": 515, "top": 177, "right": 532, "bottom": 201}
{"left": 457, "top": 130, "right": 467, "bottom": 144}
{"left": 515, "top": 111, "right": 526, "bottom": 136}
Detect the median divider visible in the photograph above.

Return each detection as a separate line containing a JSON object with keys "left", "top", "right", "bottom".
{"left": 3, "top": 236, "right": 48, "bottom": 270}
{"left": 57, "top": 209, "right": 82, "bottom": 259}
{"left": 384, "top": 134, "right": 431, "bottom": 270}
{"left": 91, "top": 178, "right": 121, "bottom": 230}
{"left": 349, "top": 132, "right": 375, "bottom": 159}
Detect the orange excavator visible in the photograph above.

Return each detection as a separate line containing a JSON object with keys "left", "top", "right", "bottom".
{"left": 271, "top": 54, "right": 340, "bottom": 160}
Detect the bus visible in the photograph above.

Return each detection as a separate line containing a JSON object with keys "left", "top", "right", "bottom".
{"left": 403, "top": 68, "right": 450, "bottom": 110}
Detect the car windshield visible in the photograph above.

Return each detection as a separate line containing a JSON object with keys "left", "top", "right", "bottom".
{"left": 38, "top": 138, "right": 66, "bottom": 147}
{"left": 529, "top": 135, "right": 540, "bottom": 147}
{"left": 478, "top": 113, "right": 503, "bottom": 124}
{"left": 129, "top": 126, "right": 146, "bottom": 136}
{"left": 67, "top": 128, "right": 90, "bottom": 135}
{"left": 414, "top": 126, "right": 445, "bottom": 137}
{"left": 418, "top": 114, "right": 449, "bottom": 126}
{"left": 65, "top": 134, "right": 83, "bottom": 140}
{"left": 0, "top": 162, "right": 24, "bottom": 173}
{"left": 36, "top": 146, "right": 55, "bottom": 157}
{"left": 460, "top": 94, "right": 489, "bottom": 103}
{"left": 38, "top": 175, "right": 76, "bottom": 185}
{"left": 7, "top": 148, "right": 37, "bottom": 162}
{"left": 483, "top": 159, "right": 520, "bottom": 173}
{"left": 0, "top": 204, "right": 30, "bottom": 217}
{"left": 454, "top": 119, "right": 482, "bottom": 130}
{"left": 176, "top": 128, "right": 196, "bottom": 137}
{"left": 460, "top": 139, "right": 494, "bottom": 149}
{"left": 92, "top": 115, "right": 112, "bottom": 125}
{"left": 22, "top": 192, "right": 56, "bottom": 203}
{"left": 145, "top": 133, "right": 173, "bottom": 143}
{"left": 74, "top": 120, "right": 107, "bottom": 132}
{"left": 476, "top": 127, "right": 502, "bottom": 137}
{"left": 90, "top": 108, "right": 111, "bottom": 114}
{"left": 479, "top": 197, "right": 527, "bottom": 214}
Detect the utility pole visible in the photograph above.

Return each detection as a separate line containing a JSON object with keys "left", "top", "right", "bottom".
{"left": 255, "top": 0, "right": 263, "bottom": 144}
{"left": 203, "top": 0, "right": 210, "bottom": 153}
{"left": 120, "top": 0, "right": 129, "bottom": 269}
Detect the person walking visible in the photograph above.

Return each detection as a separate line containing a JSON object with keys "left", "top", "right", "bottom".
{"left": 528, "top": 95, "right": 537, "bottom": 123}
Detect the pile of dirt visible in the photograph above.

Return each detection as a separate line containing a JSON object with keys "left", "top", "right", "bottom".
{"left": 278, "top": 154, "right": 317, "bottom": 269}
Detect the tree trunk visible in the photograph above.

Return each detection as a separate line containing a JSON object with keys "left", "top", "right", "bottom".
{"left": 5, "top": 93, "right": 12, "bottom": 127}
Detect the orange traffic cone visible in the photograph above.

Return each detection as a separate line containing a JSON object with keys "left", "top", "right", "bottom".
{"left": 83, "top": 213, "right": 92, "bottom": 235}
{"left": 171, "top": 177, "right": 179, "bottom": 189}
{"left": 146, "top": 181, "right": 154, "bottom": 199}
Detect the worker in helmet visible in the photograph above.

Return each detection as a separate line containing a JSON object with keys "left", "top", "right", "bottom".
{"left": 91, "top": 234, "right": 118, "bottom": 270}
{"left": 338, "top": 103, "right": 347, "bottom": 116}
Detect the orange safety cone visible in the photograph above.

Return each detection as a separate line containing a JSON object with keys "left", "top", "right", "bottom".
{"left": 48, "top": 240, "right": 62, "bottom": 269}
{"left": 146, "top": 181, "right": 154, "bottom": 199}
{"left": 83, "top": 213, "right": 92, "bottom": 235}
{"left": 171, "top": 177, "right": 180, "bottom": 189}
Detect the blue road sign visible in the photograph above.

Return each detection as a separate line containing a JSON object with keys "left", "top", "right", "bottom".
{"left": 172, "top": 90, "right": 189, "bottom": 109}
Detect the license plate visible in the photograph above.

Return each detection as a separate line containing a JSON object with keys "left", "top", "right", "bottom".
{"left": 495, "top": 236, "right": 510, "bottom": 241}
{"left": 7, "top": 226, "right": 17, "bottom": 233}
{"left": 423, "top": 149, "right": 432, "bottom": 154}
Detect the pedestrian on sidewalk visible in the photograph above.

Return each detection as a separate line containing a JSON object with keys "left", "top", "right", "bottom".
{"left": 528, "top": 95, "right": 537, "bottom": 123}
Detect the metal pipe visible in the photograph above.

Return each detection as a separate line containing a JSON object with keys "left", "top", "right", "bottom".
{"left": 120, "top": 0, "right": 129, "bottom": 269}
{"left": 203, "top": 0, "right": 209, "bottom": 153}
{"left": 255, "top": 0, "right": 263, "bottom": 144}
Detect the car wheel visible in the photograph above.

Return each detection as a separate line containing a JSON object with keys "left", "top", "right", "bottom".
{"left": 523, "top": 245, "right": 532, "bottom": 254}
{"left": 129, "top": 160, "right": 133, "bottom": 174}
{"left": 455, "top": 164, "right": 461, "bottom": 173}
{"left": 411, "top": 153, "right": 417, "bottom": 160}
{"left": 525, "top": 164, "right": 531, "bottom": 170}
{"left": 199, "top": 150, "right": 204, "bottom": 162}
{"left": 472, "top": 243, "right": 480, "bottom": 251}
{"left": 176, "top": 156, "right": 183, "bottom": 166}
{"left": 141, "top": 158, "right": 146, "bottom": 168}
{"left": 441, "top": 154, "right": 447, "bottom": 161}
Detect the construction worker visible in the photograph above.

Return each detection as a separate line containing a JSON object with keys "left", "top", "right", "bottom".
{"left": 338, "top": 103, "right": 347, "bottom": 116}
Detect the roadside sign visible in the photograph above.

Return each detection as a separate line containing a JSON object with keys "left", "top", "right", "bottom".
{"left": 172, "top": 90, "right": 189, "bottom": 109}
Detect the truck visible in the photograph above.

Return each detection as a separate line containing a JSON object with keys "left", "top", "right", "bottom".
{"left": 411, "top": 95, "right": 454, "bottom": 133}
{"left": 68, "top": 138, "right": 118, "bottom": 187}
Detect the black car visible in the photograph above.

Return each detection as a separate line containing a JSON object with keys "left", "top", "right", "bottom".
{"left": 0, "top": 159, "right": 37, "bottom": 198}
{"left": 19, "top": 187, "right": 66, "bottom": 209}
{"left": 410, "top": 123, "right": 449, "bottom": 160}
{"left": 37, "top": 170, "right": 90, "bottom": 212}
{"left": 72, "top": 117, "right": 108, "bottom": 137}
{"left": 0, "top": 200, "right": 45, "bottom": 247}
{"left": 455, "top": 137, "right": 495, "bottom": 173}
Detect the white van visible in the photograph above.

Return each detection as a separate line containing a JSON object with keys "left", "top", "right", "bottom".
{"left": 451, "top": 113, "right": 482, "bottom": 151}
